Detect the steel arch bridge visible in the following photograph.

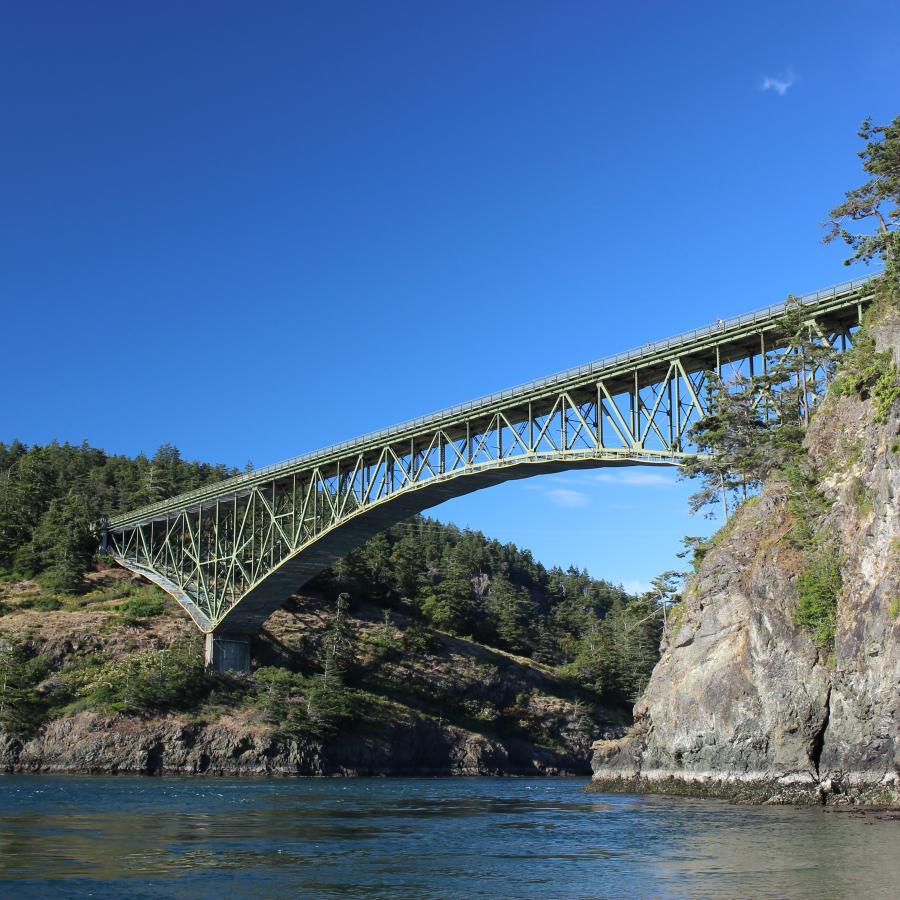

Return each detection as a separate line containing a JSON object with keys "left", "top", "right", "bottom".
{"left": 105, "top": 277, "right": 873, "bottom": 669}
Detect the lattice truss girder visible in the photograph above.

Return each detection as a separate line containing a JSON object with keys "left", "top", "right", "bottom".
{"left": 107, "top": 311, "right": 860, "bottom": 632}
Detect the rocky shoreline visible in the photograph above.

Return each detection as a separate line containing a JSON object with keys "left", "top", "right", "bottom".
{"left": 2, "top": 709, "right": 624, "bottom": 779}
{"left": 587, "top": 771, "right": 900, "bottom": 807}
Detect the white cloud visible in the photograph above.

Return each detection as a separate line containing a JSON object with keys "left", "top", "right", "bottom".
{"left": 622, "top": 579, "right": 651, "bottom": 596}
{"left": 760, "top": 70, "right": 795, "bottom": 96}
{"left": 591, "top": 470, "right": 676, "bottom": 487}
{"left": 544, "top": 487, "right": 591, "bottom": 508}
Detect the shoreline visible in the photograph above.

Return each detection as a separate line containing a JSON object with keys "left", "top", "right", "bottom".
{"left": 587, "top": 771, "right": 900, "bottom": 808}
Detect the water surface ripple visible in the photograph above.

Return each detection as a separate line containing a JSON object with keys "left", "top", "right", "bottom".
{"left": 0, "top": 775, "right": 897, "bottom": 898}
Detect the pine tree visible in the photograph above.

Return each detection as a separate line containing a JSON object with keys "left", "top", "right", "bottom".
{"left": 485, "top": 575, "right": 534, "bottom": 654}
{"left": 320, "top": 593, "right": 357, "bottom": 682}
{"left": 0, "top": 639, "right": 45, "bottom": 733}
{"left": 824, "top": 115, "right": 900, "bottom": 286}
{"left": 32, "top": 497, "right": 94, "bottom": 593}
{"left": 765, "top": 296, "right": 837, "bottom": 428}
{"left": 681, "top": 373, "right": 758, "bottom": 518}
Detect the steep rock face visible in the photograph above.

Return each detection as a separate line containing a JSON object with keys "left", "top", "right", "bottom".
{"left": 592, "top": 312, "right": 900, "bottom": 805}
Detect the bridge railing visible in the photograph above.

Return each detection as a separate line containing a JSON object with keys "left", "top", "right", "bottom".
{"left": 108, "top": 273, "right": 875, "bottom": 526}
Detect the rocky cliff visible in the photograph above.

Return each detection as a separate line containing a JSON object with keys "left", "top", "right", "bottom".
{"left": 1, "top": 705, "right": 606, "bottom": 777}
{"left": 591, "top": 307, "right": 900, "bottom": 805}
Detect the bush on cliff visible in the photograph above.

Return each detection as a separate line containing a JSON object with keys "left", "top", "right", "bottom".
{"left": 0, "top": 639, "right": 52, "bottom": 733}
{"left": 254, "top": 666, "right": 353, "bottom": 738}
{"left": 80, "top": 634, "right": 213, "bottom": 714}
{"left": 118, "top": 585, "right": 167, "bottom": 625}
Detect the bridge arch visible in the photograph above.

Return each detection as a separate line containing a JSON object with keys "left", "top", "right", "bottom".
{"left": 105, "top": 277, "right": 870, "bottom": 667}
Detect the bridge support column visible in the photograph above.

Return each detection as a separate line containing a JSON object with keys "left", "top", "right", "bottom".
{"left": 204, "top": 632, "right": 252, "bottom": 673}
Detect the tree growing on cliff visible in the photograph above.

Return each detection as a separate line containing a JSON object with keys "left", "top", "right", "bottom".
{"left": 320, "top": 593, "right": 357, "bottom": 681}
{"left": 682, "top": 300, "right": 838, "bottom": 519}
{"left": 825, "top": 116, "right": 900, "bottom": 425}
{"left": 824, "top": 115, "right": 900, "bottom": 288}
{"left": 681, "top": 373, "right": 765, "bottom": 519}
{"left": 0, "top": 638, "right": 52, "bottom": 733}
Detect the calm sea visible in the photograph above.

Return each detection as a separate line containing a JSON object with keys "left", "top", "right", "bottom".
{"left": 0, "top": 775, "right": 897, "bottom": 898}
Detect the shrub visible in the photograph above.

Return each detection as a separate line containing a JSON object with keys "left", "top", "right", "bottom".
{"left": 368, "top": 610, "right": 402, "bottom": 664}
{"left": 32, "top": 595, "right": 64, "bottom": 612}
{"left": 832, "top": 326, "right": 900, "bottom": 424}
{"left": 254, "top": 667, "right": 353, "bottom": 738}
{"left": 401, "top": 620, "right": 435, "bottom": 654}
{"left": 82, "top": 634, "right": 208, "bottom": 713}
{"left": 15, "top": 593, "right": 63, "bottom": 612}
{"left": 849, "top": 478, "right": 874, "bottom": 516}
{"left": 119, "top": 586, "right": 166, "bottom": 624}
{"left": 793, "top": 547, "right": 842, "bottom": 647}
{"left": 782, "top": 464, "right": 843, "bottom": 648}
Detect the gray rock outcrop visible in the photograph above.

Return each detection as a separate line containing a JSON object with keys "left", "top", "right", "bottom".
{"left": 591, "top": 309, "right": 900, "bottom": 805}
{"left": 0, "top": 709, "right": 524, "bottom": 777}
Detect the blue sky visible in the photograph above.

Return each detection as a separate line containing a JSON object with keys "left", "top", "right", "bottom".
{"left": 2, "top": 1, "right": 897, "bottom": 591}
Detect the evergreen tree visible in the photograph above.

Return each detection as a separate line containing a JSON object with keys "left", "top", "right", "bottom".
{"left": 485, "top": 575, "right": 534, "bottom": 654}
{"left": 320, "top": 593, "right": 357, "bottom": 682}
{"left": 32, "top": 497, "right": 94, "bottom": 592}
{"left": 0, "top": 639, "right": 49, "bottom": 733}
{"left": 389, "top": 531, "right": 424, "bottom": 599}
{"left": 765, "top": 296, "right": 837, "bottom": 428}
{"left": 824, "top": 115, "right": 900, "bottom": 285}
{"left": 681, "top": 373, "right": 767, "bottom": 518}
{"left": 0, "top": 440, "right": 236, "bottom": 582}
{"left": 599, "top": 596, "right": 662, "bottom": 702}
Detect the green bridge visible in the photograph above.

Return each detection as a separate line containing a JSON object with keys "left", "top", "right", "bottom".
{"left": 105, "top": 277, "right": 873, "bottom": 670}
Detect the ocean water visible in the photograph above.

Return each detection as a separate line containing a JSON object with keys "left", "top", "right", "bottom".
{"left": 0, "top": 775, "right": 897, "bottom": 898}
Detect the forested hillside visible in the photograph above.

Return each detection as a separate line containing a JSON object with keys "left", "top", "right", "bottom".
{"left": 0, "top": 440, "right": 665, "bottom": 774}
{"left": 0, "top": 442, "right": 235, "bottom": 592}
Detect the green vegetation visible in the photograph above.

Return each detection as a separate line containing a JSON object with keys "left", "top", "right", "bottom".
{"left": 118, "top": 585, "right": 167, "bottom": 625}
{"left": 0, "top": 628, "right": 226, "bottom": 731}
{"left": 0, "top": 438, "right": 663, "bottom": 706}
{"left": 683, "top": 115, "right": 898, "bottom": 514}
{"left": 0, "top": 441, "right": 236, "bottom": 593}
{"left": 0, "top": 501, "right": 664, "bottom": 743}
{"left": 254, "top": 667, "right": 353, "bottom": 738}
{"left": 823, "top": 115, "right": 900, "bottom": 283}
{"left": 783, "top": 463, "right": 842, "bottom": 649}
{"left": 0, "top": 639, "right": 53, "bottom": 733}
{"left": 793, "top": 550, "right": 842, "bottom": 647}
{"left": 832, "top": 314, "right": 900, "bottom": 425}
{"left": 307, "top": 515, "right": 664, "bottom": 703}
{"left": 680, "top": 306, "right": 833, "bottom": 520}
{"left": 679, "top": 117, "right": 900, "bottom": 647}
{"left": 80, "top": 634, "right": 213, "bottom": 714}
{"left": 848, "top": 477, "right": 874, "bottom": 517}
{"left": 825, "top": 114, "right": 900, "bottom": 426}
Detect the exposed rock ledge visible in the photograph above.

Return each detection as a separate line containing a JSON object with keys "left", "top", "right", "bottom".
{"left": 590, "top": 311, "right": 900, "bottom": 807}
{"left": 2, "top": 708, "right": 615, "bottom": 777}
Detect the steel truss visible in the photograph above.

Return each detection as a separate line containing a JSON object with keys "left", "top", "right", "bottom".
{"left": 106, "top": 277, "right": 872, "bottom": 636}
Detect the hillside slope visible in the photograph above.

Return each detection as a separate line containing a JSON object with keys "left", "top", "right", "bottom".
{"left": 591, "top": 306, "right": 900, "bottom": 805}
{"left": 0, "top": 569, "right": 630, "bottom": 776}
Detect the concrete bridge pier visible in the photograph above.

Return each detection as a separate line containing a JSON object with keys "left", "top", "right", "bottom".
{"left": 205, "top": 632, "right": 252, "bottom": 673}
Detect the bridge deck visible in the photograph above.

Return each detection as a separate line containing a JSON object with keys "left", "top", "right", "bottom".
{"left": 109, "top": 275, "right": 874, "bottom": 529}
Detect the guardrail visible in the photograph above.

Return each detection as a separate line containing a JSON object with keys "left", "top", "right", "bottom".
{"left": 108, "top": 273, "right": 876, "bottom": 526}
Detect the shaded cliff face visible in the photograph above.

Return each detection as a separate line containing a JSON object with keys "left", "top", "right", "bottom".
{"left": 592, "top": 311, "right": 900, "bottom": 805}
